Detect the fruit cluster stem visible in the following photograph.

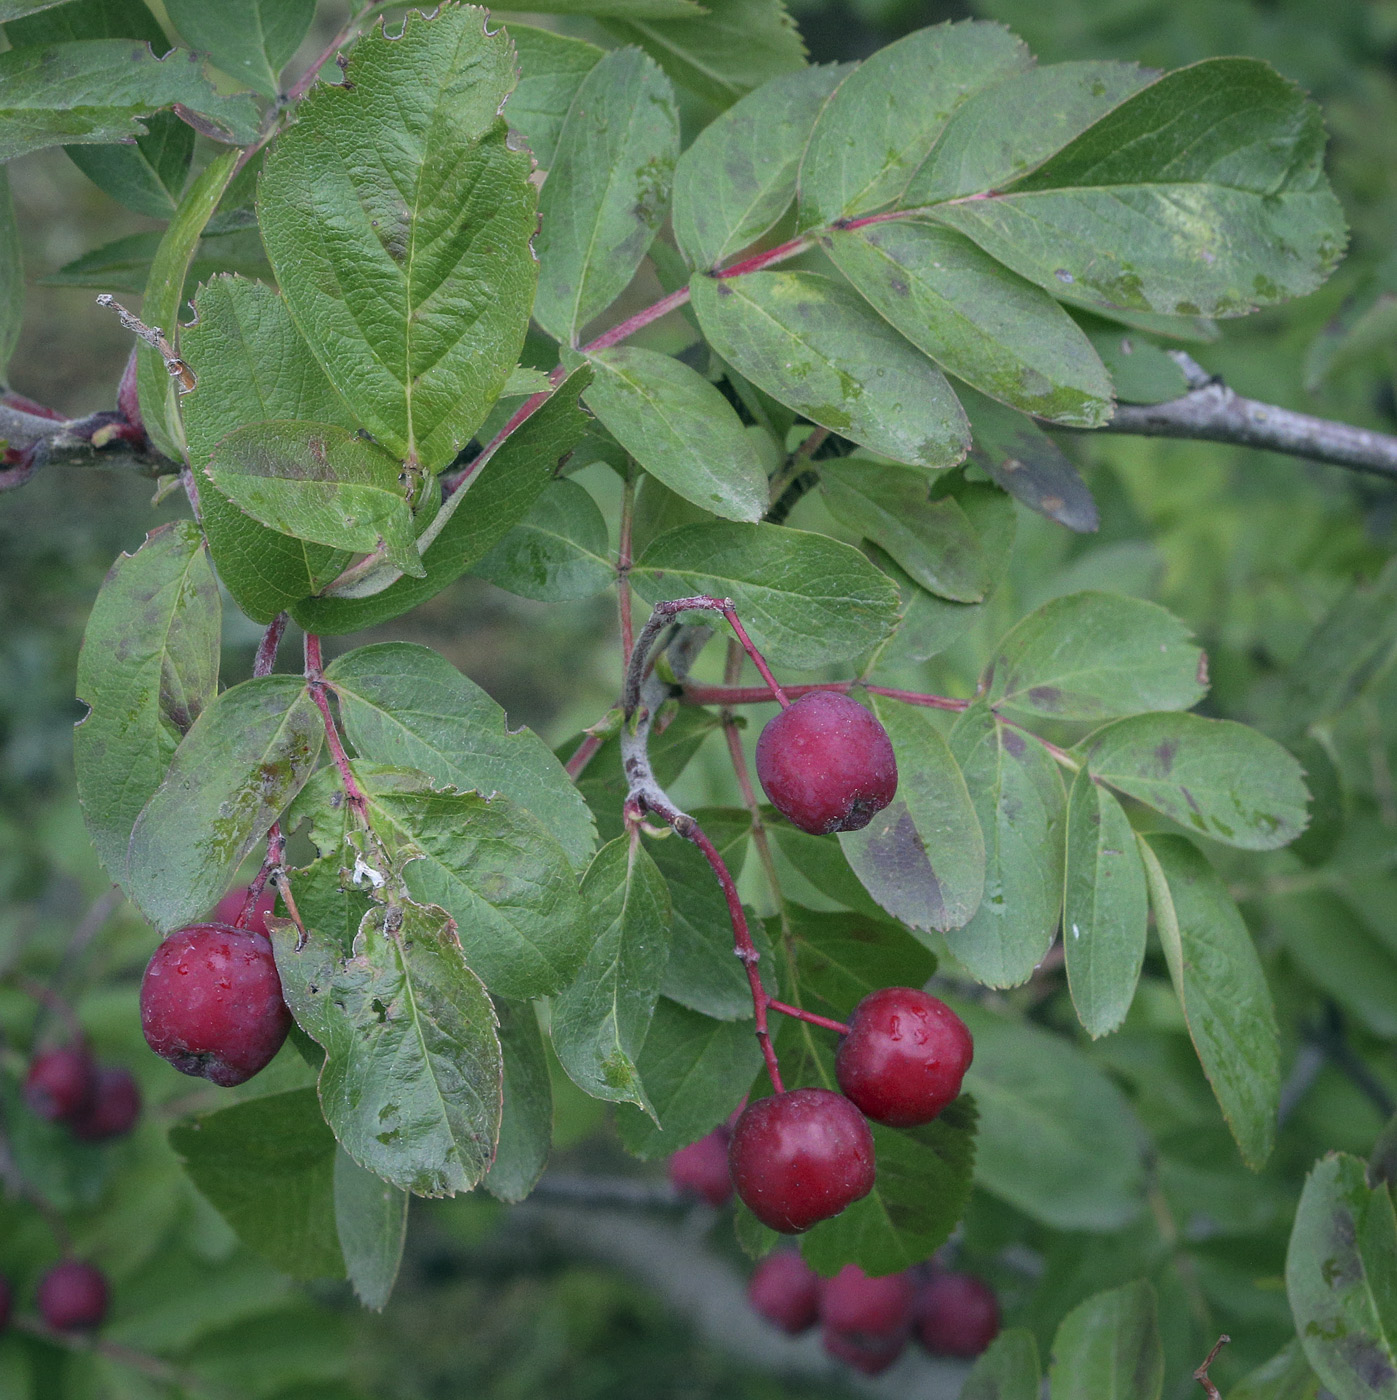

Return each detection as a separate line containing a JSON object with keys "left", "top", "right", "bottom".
{"left": 303, "top": 632, "right": 370, "bottom": 825}
{"left": 683, "top": 680, "right": 968, "bottom": 711}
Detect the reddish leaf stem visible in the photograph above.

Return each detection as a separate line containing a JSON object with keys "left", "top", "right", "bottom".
{"left": 714, "top": 234, "right": 813, "bottom": 279}
{"left": 583, "top": 285, "right": 693, "bottom": 355}
{"left": 684, "top": 680, "right": 967, "bottom": 711}
{"left": 239, "top": 613, "right": 290, "bottom": 929}
{"left": 767, "top": 999, "right": 849, "bottom": 1035}
{"left": 565, "top": 732, "right": 605, "bottom": 781}
{"left": 304, "top": 632, "right": 369, "bottom": 823}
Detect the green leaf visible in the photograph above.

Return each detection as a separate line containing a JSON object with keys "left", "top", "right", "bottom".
{"left": 0, "top": 169, "right": 20, "bottom": 370}
{"left": 205, "top": 421, "right": 422, "bottom": 577}
{"left": 1078, "top": 316, "right": 1189, "bottom": 404}
{"left": 0, "top": 37, "right": 256, "bottom": 161}
{"left": 787, "top": 902, "right": 938, "bottom": 1019}
{"left": 533, "top": 48, "right": 678, "bottom": 343}
{"left": 485, "top": 998, "right": 553, "bottom": 1203}
{"left": 690, "top": 269, "right": 970, "bottom": 470}
{"left": 137, "top": 145, "right": 240, "bottom": 462}
{"left": 1138, "top": 835, "right": 1281, "bottom": 1169}
{"left": 508, "top": 0, "right": 703, "bottom": 15}
{"left": 551, "top": 835, "right": 672, "bottom": 1112}
{"left": 933, "top": 59, "right": 1348, "bottom": 320}
{"left": 333, "top": 1148, "right": 408, "bottom": 1311}
{"left": 631, "top": 520, "right": 900, "bottom": 669}
{"left": 958, "top": 382, "right": 1098, "bottom": 532}
{"left": 1063, "top": 769, "right": 1146, "bottom": 1038}
{"left": 126, "top": 674, "right": 322, "bottom": 931}
{"left": 4, "top": 0, "right": 162, "bottom": 43}
{"left": 284, "top": 850, "right": 374, "bottom": 953}
{"left": 1047, "top": 1280, "right": 1163, "bottom": 1400}
{"left": 169, "top": 1089, "right": 344, "bottom": 1281}
{"left": 1228, "top": 1340, "right": 1321, "bottom": 1400}
{"left": 1085, "top": 713, "right": 1309, "bottom": 850}
{"left": 469, "top": 478, "right": 614, "bottom": 602}
{"left": 583, "top": 347, "right": 767, "bottom": 521}
{"left": 986, "top": 591, "right": 1206, "bottom": 721}
{"left": 955, "top": 998, "right": 1145, "bottom": 1229}
{"left": 947, "top": 704, "right": 1066, "bottom": 986}
{"left": 820, "top": 457, "right": 989, "bottom": 602}
{"left": 672, "top": 62, "right": 848, "bottom": 270}
{"left": 74, "top": 520, "right": 220, "bottom": 882}
{"left": 600, "top": 0, "right": 806, "bottom": 110}
{"left": 904, "top": 60, "right": 1155, "bottom": 205}
{"left": 325, "top": 641, "right": 594, "bottom": 870}
{"left": 272, "top": 899, "right": 503, "bottom": 1197}
{"left": 506, "top": 24, "right": 603, "bottom": 170}
{"left": 839, "top": 696, "right": 985, "bottom": 935}
{"left": 258, "top": 5, "right": 536, "bottom": 473}
{"left": 615, "top": 998, "right": 760, "bottom": 1157}
{"left": 963, "top": 1330, "right": 1043, "bottom": 1400}
{"left": 164, "top": 0, "right": 314, "bottom": 99}
{"left": 292, "top": 366, "right": 593, "bottom": 636}
{"left": 797, "top": 20, "right": 1030, "bottom": 225}
{"left": 770, "top": 819, "right": 887, "bottom": 920}
{"left": 1286, "top": 1152, "right": 1397, "bottom": 1400}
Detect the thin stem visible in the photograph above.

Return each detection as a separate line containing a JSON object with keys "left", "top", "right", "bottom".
{"left": 1193, "top": 1335, "right": 1231, "bottom": 1400}
{"left": 236, "top": 613, "right": 291, "bottom": 929}
{"left": 582, "top": 286, "right": 692, "bottom": 355}
{"left": 565, "top": 732, "right": 605, "bottom": 781}
{"left": 767, "top": 1000, "right": 848, "bottom": 1035}
{"left": 618, "top": 467, "right": 637, "bottom": 667}
{"left": 721, "top": 604, "right": 789, "bottom": 708}
{"left": 1003, "top": 719, "right": 1081, "bottom": 773}
{"left": 683, "top": 680, "right": 968, "bottom": 712}
{"left": 252, "top": 612, "right": 287, "bottom": 680}
{"left": 714, "top": 234, "right": 812, "bottom": 280}
{"left": 304, "top": 633, "right": 369, "bottom": 824}
{"left": 16, "top": 975, "right": 86, "bottom": 1046}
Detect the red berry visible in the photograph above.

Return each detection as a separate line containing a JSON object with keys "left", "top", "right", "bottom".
{"left": 37, "top": 1260, "right": 108, "bottom": 1331}
{"left": 819, "top": 1264, "right": 915, "bottom": 1342}
{"left": 0, "top": 1274, "right": 12, "bottom": 1333}
{"left": 756, "top": 692, "right": 897, "bottom": 836}
{"left": 140, "top": 924, "right": 291, "bottom": 1087}
{"left": 822, "top": 1325, "right": 906, "bottom": 1375}
{"left": 728, "top": 1088, "right": 875, "bottom": 1233}
{"left": 914, "top": 1272, "right": 1000, "bottom": 1358}
{"left": 23, "top": 1045, "right": 96, "bottom": 1122}
{"left": 668, "top": 1127, "right": 733, "bottom": 1207}
{"left": 747, "top": 1251, "right": 821, "bottom": 1334}
{"left": 69, "top": 1067, "right": 141, "bottom": 1142}
{"left": 212, "top": 884, "right": 276, "bottom": 937}
{"left": 835, "top": 987, "right": 973, "bottom": 1128}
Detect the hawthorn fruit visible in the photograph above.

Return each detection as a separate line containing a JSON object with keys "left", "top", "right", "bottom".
{"left": 914, "top": 1271, "right": 1000, "bottom": 1358}
{"left": 37, "top": 1260, "right": 108, "bottom": 1331}
{"left": 668, "top": 1126, "right": 733, "bottom": 1207}
{"left": 69, "top": 1066, "right": 141, "bottom": 1142}
{"left": 821, "top": 1325, "right": 906, "bottom": 1375}
{"left": 23, "top": 1044, "right": 96, "bottom": 1122}
{"left": 819, "top": 1264, "right": 915, "bottom": 1342}
{"left": 212, "top": 883, "right": 277, "bottom": 937}
{"left": 746, "top": 1251, "right": 821, "bottom": 1335}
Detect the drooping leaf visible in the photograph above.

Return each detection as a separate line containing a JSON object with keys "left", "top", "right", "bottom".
{"left": 631, "top": 520, "right": 901, "bottom": 669}
{"left": 470, "top": 478, "right": 614, "bottom": 602}
{"left": 125, "top": 675, "right": 322, "bottom": 931}
{"left": 583, "top": 347, "right": 767, "bottom": 521}
{"left": 258, "top": 5, "right": 537, "bottom": 473}
{"left": 1062, "top": 769, "right": 1147, "bottom": 1038}
{"left": 1085, "top": 713, "right": 1310, "bottom": 850}
{"left": 985, "top": 591, "right": 1206, "bottom": 721}
{"left": 690, "top": 269, "right": 971, "bottom": 470}
{"left": 1286, "top": 1152, "right": 1397, "bottom": 1400}
{"left": 164, "top": 0, "right": 314, "bottom": 99}
{"left": 505, "top": 24, "right": 603, "bottom": 170}
{"left": 1138, "top": 835, "right": 1281, "bottom": 1169}
{"left": 485, "top": 998, "right": 553, "bottom": 1203}
{"left": 169, "top": 1089, "right": 344, "bottom": 1281}
{"left": 74, "top": 520, "right": 220, "bottom": 882}
{"left": 672, "top": 62, "right": 848, "bottom": 270}
{"left": 334, "top": 1149, "right": 409, "bottom": 1311}
{"left": 947, "top": 704, "right": 1066, "bottom": 987}
{"left": 272, "top": 899, "right": 503, "bottom": 1197}
{"left": 840, "top": 696, "right": 985, "bottom": 935}
{"left": 533, "top": 47, "right": 678, "bottom": 343}
{"left": 550, "top": 835, "right": 672, "bottom": 1112}
{"left": 1047, "top": 1280, "right": 1163, "bottom": 1400}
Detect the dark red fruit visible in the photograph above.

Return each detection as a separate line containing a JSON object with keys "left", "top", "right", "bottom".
{"left": 0, "top": 1274, "right": 12, "bottom": 1333}
{"left": 819, "top": 1264, "right": 915, "bottom": 1342}
{"left": 822, "top": 1325, "right": 906, "bottom": 1375}
{"left": 914, "top": 1272, "right": 1000, "bottom": 1358}
{"left": 37, "top": 1260, "right": 108, "bottom": 1331}
{"left": 23, "top": 1045, "right": 96, "bottom": 1122}
{"left": 140, "top": 924, "right": 291, "bottom": 1087}
{"left": 755, "top": 692, "right": 897, "bottom": 835}
{"left": 212, "top": 884, "right": 276, "bottom": 937}
{"left": 728, "top": 1088, "right": 875, "bottom": 1233}
{"left": 835, "top": 987, "right": 973, "bottom": 1128}
{"left": 69, "top": 1067, "right": 141, "bottom": 1142}
{"left": 668, "top": 1127, "right": 733, "bottom": 1207}
{"left": 747, "top": 1251, "right": 821, "bottom": 1335}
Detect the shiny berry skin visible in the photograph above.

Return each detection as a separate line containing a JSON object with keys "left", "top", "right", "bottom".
{"left": 914, "top": 1272, "right": 1000, "bottom": 1358}
{"left": 755, "top": 692, "right": 897, "bottom": 836}
{"left": 728, "top": 1088, "right": 875, "bottom": 1233}
{"left": 822, "top": 1325, "right": 906, "bottom": 1375}
{"left": 212, "top": 884, "right": 276, "bottom": 937}
{"left": 23, "top": 1045, "right": 96, "bottom": 1122}
{"left": 0, "top": 1274, "right": 11, "bottom": 1333}
{"left": 69, "top": 1067, "right": 141, "bottom": 1142}
{"left": 140, "top": 924, "right": 291, "bottom": 1087}
{"left": 835, "top": 987, "right": 973, "bottom": 1128}
{"left": 37, "top": 1260, "right": 108, "bottom": 1331}
{"left": 747, "top": 1251, "right": 821, "bottom": 1335}
{"left": 668, "top": 1127, "right": 733, "bottom": 1207}
{"left": 819, "top": 1264, "right": 915, "bottom": 1342}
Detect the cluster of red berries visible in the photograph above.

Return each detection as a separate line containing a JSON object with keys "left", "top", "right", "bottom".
{"left": 23, "top": 1041, "right": 140, "bottom": 1144}
{"left": 747, "top": 1252, "right": 999, "bottom": 1375}
{"left": 0, "top": 1260, "right": 110, "bottom": 1335}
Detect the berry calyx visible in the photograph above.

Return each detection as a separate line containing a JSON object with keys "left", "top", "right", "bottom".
{"left": 914, "top": 1272, "right": 1000, "bottom": 1358}
{"left": 835, "top": 988, "right": 973, "bottom": 1128}
{"left": 37, "top": 1260, "right": 108, "bottom": 1331}
{"left": 212, "top": 884, "right": 276, "bottom": 937}
{"left": 69, "top": 1067, "right": 141, "bottom": 1142}
{"left": 819, "top": 1264, "right": 915, "bottom": 1343}
{"left": 727, "top": 1088, "right": 876, "bottom": 1233}
{"left": 668, "top": 1126, "right": 733, "bottom": 1207}
{"left": 747, "top": 1250, "right": 821, "bottom": 1335}
{"left": 23, "top": 1044, "right": 96, "bottom": 1122}
{"left": 755, "top": 692, "right": 897, "bottom": 836}
{"left": 140, "top": 924, "right": 292, "bottom": 1087}
{"left": 822, "top": 1325, "right": 906, "bottom": 1375}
